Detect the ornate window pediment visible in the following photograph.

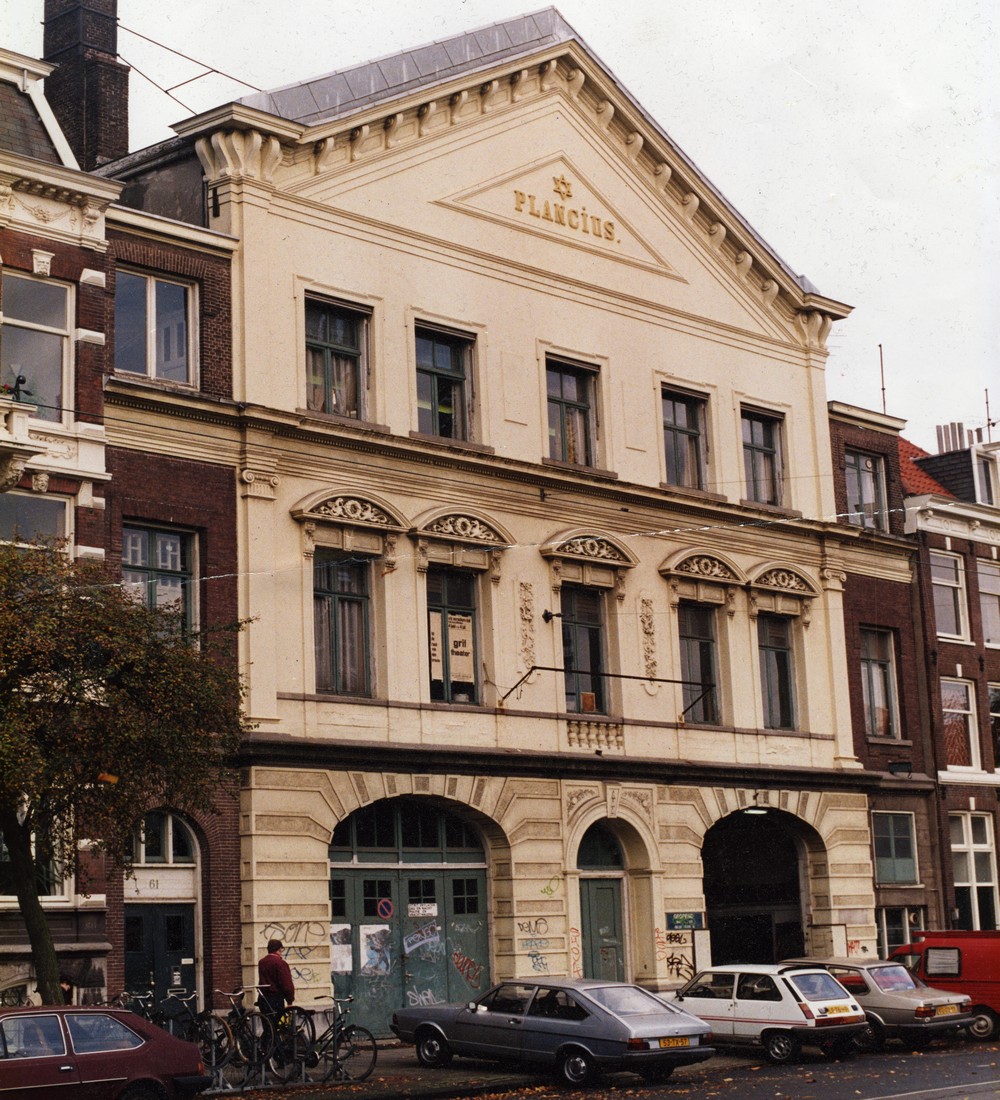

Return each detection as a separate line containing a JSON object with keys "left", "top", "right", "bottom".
{"left": 658, "top": 551, "right": 746, "bottom": 615}
{"left": 291, "top": 491, "right": 408, "bottom": 565}
{"left": 411, "top": 508, "right": 513, "bottom": 580}
{"left": 541, "top": 529, "right": 636, "bottom": 598}
{"left": 747, "top": 562, "right": 819, "bottom": 624}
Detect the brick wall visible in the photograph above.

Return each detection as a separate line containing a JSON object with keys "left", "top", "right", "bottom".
{"left": 828, "top": 416, "right": 907, "bottom": 536}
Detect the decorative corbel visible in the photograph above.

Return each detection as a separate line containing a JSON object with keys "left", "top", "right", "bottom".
{"left": 735, "top": 251, "right": 753, "bottom": 279}
{"left": 416, "top": 537, "right": 429, "bottom": 573}
{"left": 796, "top": 310, "right": 833, "bottom": 349}
{"left": 801, "top": 598, "right": 813, "bottom": 628}
{"left": 349, "top": 124, "right": 370, "bottom": 161}
{"left": 762, "top": 279, "right": 780, "bottom": 307}
{"left": 539, "top": 59, "right": 559, "bottom": 91}
{"left": 449, "top": 91, "right": 468, "bottom": 125}
{"left": 381, "top": 533, "right": 398, "bottom": 575}
{"left": 417, "top": 101, "right": 439, "bottom": 136}
{"left": 615, "top": 570, "right": 627, "bottom": 603}
{"left": 747, "top": 590, "right": 759, "bottom": 620}
{"left": 654, "top": 162, "right": 672, "bottom": 189}
{"left": 383, "top": 113, "right": 403, "bottom": 148}
{"left": 725, "top": 586, "right": 737, "bottom": 618}
{"left": 479, "top": 80, "right": 500, "bottom": 112}
{"left": 625, "top": 131, "right": 643, "bottom": 161}
{"left": 708, "top": 222, "right": 726, "bottom": 250}
{"left": 566, "top": 68, "right": 585, "bottom": 98}
{"left": 489, "top": 547, "right": 503, "bottom": 585}
{"left": 681, "top": 192, "right": 700, "bottom": 221}
{"left": 596, "top": 100, "right": 615, "bottom": 130}
{"left": 550, "top": 557, "right": 563, "bottom": 593}
{"left": 302, "top": 520, "right": 317, "bottom": 560}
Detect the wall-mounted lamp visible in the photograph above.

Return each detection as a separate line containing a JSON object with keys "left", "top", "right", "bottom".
{"left": 887, "top": 760, "right": 912, "bottom": 778}
{"left": 542, "top": 610, "right": 562, "bottom": 623}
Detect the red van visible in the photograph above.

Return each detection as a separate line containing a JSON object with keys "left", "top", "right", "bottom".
{"left": 890, "top": 930, "right": 1000, "bottom": 1041}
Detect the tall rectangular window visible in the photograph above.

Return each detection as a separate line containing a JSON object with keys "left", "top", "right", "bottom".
{"left": 930, "top": 551, "right": 968, "bottom": 639}
{"left": 121, "top": 526, "right": 192, "bottom": 625}
{"left": 678, "top": 602, "right": 718, "bottom": 723}
{"left": 844, "top": 449, "right": 888, "bottom": 530}
{"left": 115, "top": 271, "right": 194, "bottom": 384}
{"left": 306, "top": 298, "right": 368, "bottom": 418}
{"left": 979, "top": 560, "right": 1000, "bottom": 647}
{"left": 427, "top": 568, "right": 477, "bottom": 703}
{"left": 950, "top": 813, "right": 998, "bottom": 930}
{"left": 561, "top": 585, "right": 605, "bottom": 714}
{"left": 976, "top": 451, "right": 998, "bottom": 505}
{"left": 416, "top": 327, "right": 471, "bottom": 439}
{"left": 314, "top": 552, "right": 370, "bottom": 696}
{"left": 741, "top": 408, "right": 783, "bottom": 505}
{"left": 547, "top": 360, "right": 594, "bottom": 465}
{"left": 662, "top": 389, "right": 706, "bottom": 489}
{"left": 1, "top": 272, "right": 70, "bottom": 422}
{"left": 757, "top": 613, "right": 795, "bottom": 729}
{"left": 860, "top": 627, "right": 900, "bottom": 738}
{"left": 872, "top": 812, "right": 917, "bottom": 884}
{"left": 941, "top": 678, "right": 979, "bottom": 769}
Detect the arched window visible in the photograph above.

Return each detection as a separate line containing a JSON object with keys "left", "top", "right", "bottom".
{"left": 132, "top": 811, "right": 195, "bottom": 864}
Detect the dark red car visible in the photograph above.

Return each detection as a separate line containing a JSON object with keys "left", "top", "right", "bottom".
{"left": 0, "top": 1005, "right": 212, "bottom": 1099}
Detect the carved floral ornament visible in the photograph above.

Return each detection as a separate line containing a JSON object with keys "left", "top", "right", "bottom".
{"left": 547, "top": 535, "right": 632, "bottom": 565}
{"left": 419, "top": 513, "right": 508, "bottom": 546}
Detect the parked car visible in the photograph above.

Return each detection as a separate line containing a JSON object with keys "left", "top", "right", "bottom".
{"left": 891, "top": 930, "right": 1000, "bottom": 1041}
{"left": 391, "top": 977, "right": 714, "bottom": 1086}
{"left": 783, "top": 958, "right": 972, "bottom": 1050}
{"left": 0, "top": 1005, "right": 212, "bottom": 1099}
{"left": 670, "top": 963, "right": 866, "bottom": 1063}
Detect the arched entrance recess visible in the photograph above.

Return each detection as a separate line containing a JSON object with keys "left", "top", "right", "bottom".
{"left": 573, "top": 816, "right": 655, "bottom": 985}
{"left": 702, "top": 809, "right": 820, "bottom": 965}
{"left": 328, "top": 797, "right": 490, "bottom": 1037}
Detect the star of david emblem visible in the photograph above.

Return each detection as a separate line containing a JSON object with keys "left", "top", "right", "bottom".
{"left": 552, "top": 174, "right": 573, "bottom": 199}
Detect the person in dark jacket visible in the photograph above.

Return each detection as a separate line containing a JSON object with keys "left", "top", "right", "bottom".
{"left": 258, "top": 938, "right": 295, "bottom": 1018}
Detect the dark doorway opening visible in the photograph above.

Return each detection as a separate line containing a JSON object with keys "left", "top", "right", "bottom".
{"left": 702, "top": 810, "right": 805, "bottom": 964}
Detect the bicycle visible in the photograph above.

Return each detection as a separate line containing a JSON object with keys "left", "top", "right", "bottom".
{"left": 161, "top": 989, "right": 234, "bottom": 1070}
{"left": 214, "top": 986, "right": 275, "bottom": 1087}
{"left": 307, "top": 996, "right": 377, "bottom": 1083}
{"left": 266, "top": 1003, "right": 316, "bottom": 1084}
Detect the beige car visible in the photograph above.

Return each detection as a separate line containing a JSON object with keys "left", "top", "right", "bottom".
{"left": 784, "top": 958, "right": 972, "bottom": 1051}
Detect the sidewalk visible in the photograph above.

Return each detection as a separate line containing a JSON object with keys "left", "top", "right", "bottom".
{"left": 234, "top": 1041, "right": 543, "bottom": 1099}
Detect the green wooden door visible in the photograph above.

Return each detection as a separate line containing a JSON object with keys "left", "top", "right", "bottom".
{"left": 580, "top": 878, "right": 625, "bottom": 981}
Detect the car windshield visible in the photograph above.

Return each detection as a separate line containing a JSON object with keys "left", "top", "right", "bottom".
{"left": 788, "top": 971, "right": 850, "bottom": 1001}
{"left": 869, "top": 965, "right": 919, "bottom": 993}
{"left": 588, "top": 985, "right": 664, "bottom": 1015}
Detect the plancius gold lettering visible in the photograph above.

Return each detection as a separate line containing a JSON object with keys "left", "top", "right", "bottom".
{"left": 511, "top": 190, "right": 618, "bottom": 246}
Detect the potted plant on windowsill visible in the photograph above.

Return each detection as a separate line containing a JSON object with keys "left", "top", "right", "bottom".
{"left": 0, "top": 376, "right": 45, "bottom": 492}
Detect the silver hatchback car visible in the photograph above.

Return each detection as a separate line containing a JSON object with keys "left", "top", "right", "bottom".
{"left": 391, "top": 977, "right": 714, "bottom": 1086}
{"left": 784, "top": 958, "right": 972, "bottom": 1051}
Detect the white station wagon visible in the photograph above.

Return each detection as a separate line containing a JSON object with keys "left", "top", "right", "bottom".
{"left": 670, "top": 963, "right": 866, "bottom": 1063}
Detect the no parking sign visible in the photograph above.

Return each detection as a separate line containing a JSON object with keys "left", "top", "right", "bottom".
{"left": 377, "top": 897, "right": 394, "bottom": 920}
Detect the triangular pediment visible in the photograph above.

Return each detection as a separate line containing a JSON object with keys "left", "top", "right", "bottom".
{"left": 439, "top": 153, "right": 677, "bottom": 277}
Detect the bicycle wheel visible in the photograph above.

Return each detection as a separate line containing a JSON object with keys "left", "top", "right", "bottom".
{"left": 333, "top": 1024, "right": 377, "bottom": 1082}
{"left": 223, "top": 1011, "right": 274, "bottom": 1088}
{"left": 194, "top": 1013, "right": 233, "bottom": 1070}
{"left": 266, "top": 1007, "right": 315, "bottom": 1084}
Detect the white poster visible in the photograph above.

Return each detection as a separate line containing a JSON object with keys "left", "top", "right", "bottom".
{"left": 428, "top": 610, "right": 443, "bottom": 681}
{"left": 330, "top": 924, "right": 352, "bottom": 974}
{"left": 447, "top": 612, "right": 474, "bottom": 682}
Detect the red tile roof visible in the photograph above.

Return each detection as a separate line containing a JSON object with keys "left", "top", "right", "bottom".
{"left": 898, "top": 437, "right": 954, "bottom": 497}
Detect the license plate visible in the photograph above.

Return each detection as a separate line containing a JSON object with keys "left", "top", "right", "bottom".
{"left": 936, "top": 1004, "right": 959, "bottom": 1016}
{"left": 825, "top": 1005, "right": 851, "bottom": 1015}
{"left": 658, "top": 1037, "right": 690, "bottom": 1048}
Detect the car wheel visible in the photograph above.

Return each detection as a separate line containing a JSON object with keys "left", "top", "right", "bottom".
{"left": 415, "top": 1028, "right": 453, "bottom": 1068}
{"left": 763, "top": 1030, "right": 800, "bottom": 1065}
{"left": 968, "top": 1008, "right": 999, "bottom": 1042}
{"left": 559, "top": 1047, "right": 595, "bottom": 1086}
{"left": 853, "top": 1019, "right": 886, "bottom": 1053}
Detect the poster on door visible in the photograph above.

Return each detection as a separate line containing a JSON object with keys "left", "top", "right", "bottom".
{"left": 330, "top": 924, "right": 352, "bottom": 974}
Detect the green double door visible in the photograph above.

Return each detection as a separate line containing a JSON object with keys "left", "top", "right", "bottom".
{"left": 330, "top": 869, "right": 489, "bottom": 1037}
{"left": 123, "top": 903, "right": 196, "bottom": 1001}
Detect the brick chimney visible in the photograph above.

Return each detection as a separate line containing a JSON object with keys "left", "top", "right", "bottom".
{"left": 43, "top": 0, "right": 129, "bottom": 169}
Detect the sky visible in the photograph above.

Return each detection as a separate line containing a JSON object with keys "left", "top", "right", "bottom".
{"left": 4, "top": 0, "right": 998, "bottom": 452}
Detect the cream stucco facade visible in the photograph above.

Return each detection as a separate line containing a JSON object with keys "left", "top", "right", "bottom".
{"left": 112, "top": 13, "right": 879, "bottom": 1023}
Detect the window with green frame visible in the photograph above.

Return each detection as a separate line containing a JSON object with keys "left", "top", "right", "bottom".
{"left": 427, "top": 567, "right": 477, "bottom": 703}
{"left": 561, "top": 585, "right": 606, "bottom": 713}
{"left": 328, "top": 798, "right": 484, "bottom": 863}
{"left": 121, "top": 525, "right": 193, "bottom": 626}
{"left": 547, "top": 358, "right": 594, "bottom": 465}
{"left": 873, "top": 812, "right": 916, "bottom": 884}
{"left": 305, "top": 298, "right": 368, "bottom": 418}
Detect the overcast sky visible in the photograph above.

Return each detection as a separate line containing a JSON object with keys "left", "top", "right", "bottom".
{"left": 5, "top": 0, "right": 997, "bottom": 452}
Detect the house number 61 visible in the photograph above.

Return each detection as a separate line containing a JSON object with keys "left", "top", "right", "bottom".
{"left": 148, "top": 879, "right": 159, "bottom": 889}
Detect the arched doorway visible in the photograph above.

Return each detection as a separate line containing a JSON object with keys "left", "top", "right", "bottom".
{"left": 329, "top": 797, "right": 489, "bottom": 1037}
{"left": 577, "top": 822, "right": 626, "bottom": 982}
{"left": 124, "top": 810, "right": 200, "bottom": 1001}
{"left": 702, "top": 809, "right": 808, "bottom": 964}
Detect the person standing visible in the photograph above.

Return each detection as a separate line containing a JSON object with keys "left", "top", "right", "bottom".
{"left": 257, "top": 938, "right": 295, "bottom": 1018}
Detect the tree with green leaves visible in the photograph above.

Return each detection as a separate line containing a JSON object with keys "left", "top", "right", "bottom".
{"left": 0, "top": 540, "right": 250, "bottom": 1005}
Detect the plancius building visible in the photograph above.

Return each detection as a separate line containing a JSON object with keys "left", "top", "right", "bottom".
{"left": 108, "top": 10, "right": 879, "bottom": 1033}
